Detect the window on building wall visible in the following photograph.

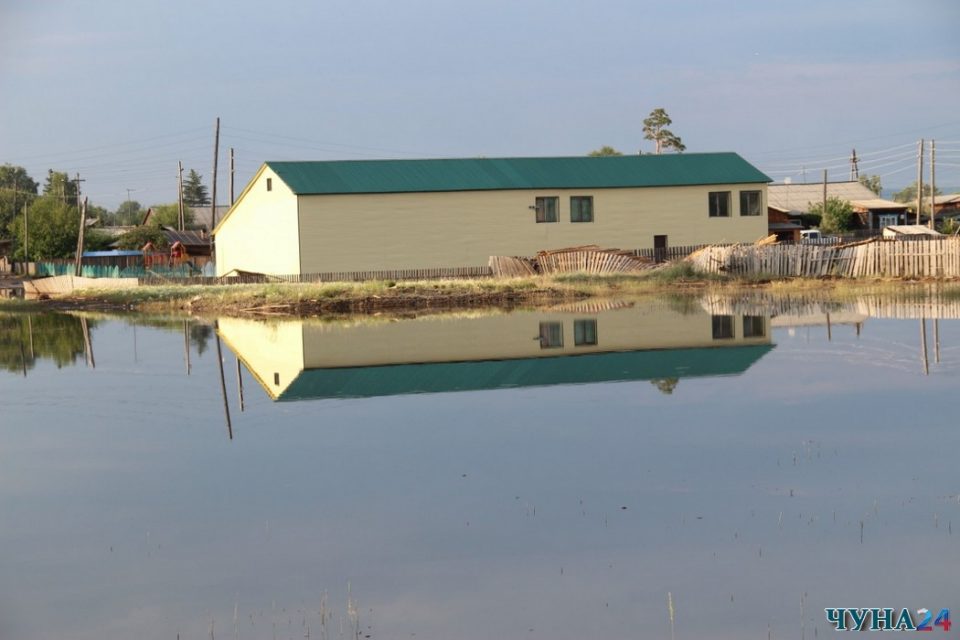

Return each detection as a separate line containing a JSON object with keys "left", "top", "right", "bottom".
{"left": 574, "top": 319, "right": 598, "bottom": 346}
{"left": 570, "top": 196, "right": 594, "bottom": 223}
{"left": 535, "top": 197, "right": 558, "bottom": 223}
{"left": 712, "top": 315, "right": 734, "bottom": 339}
{"left": 539, "top": 322, "right": 563, "bottom": 348}
{"left": 743, "top": 315, "right": 765, "bottom": 338}
{"left": 740, "top": 190, "right": 762, "bottom": 216}
{"left": 709, "top": 191, "right": 730, "bottom": 217}
{"left": 266, "top": 178, "right": 273, "bottom": 191}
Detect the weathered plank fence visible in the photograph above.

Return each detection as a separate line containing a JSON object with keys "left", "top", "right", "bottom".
{"left": 687, "top": 238, "right": 960, "bottom": 279}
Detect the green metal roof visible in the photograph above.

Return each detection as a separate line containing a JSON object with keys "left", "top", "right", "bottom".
{"left": 277, "top": 344, "right": 774, "bottom": 401}
{"left": 266, "top": 153, "right": 770, "bottom": 196}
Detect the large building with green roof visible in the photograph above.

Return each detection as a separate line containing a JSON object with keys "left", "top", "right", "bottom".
{"left": 213, "top": 153, "right": 770, "bottom": 277}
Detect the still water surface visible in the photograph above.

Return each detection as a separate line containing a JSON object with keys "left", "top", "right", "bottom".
{"left": 1, "top": 295, "right": 958, "bottom": 639}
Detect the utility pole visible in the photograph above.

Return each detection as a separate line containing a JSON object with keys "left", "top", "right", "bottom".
{"left": 22, "top": 203, "right": 28, "bottom": 263}
{"left": 916, "top": 139, "right": 924, "bottom": 225}
{"left": 822, "top": 169, "right": 828, "bottom": 223}
{"left": 210, "top": 116, "right": 220, "bottom": 249}
{"left": 849, "top": 149, "right": 859, "bottom": 180}
{"left": 929, "top": 140, "right": 936, "bottom": 230}
{"left": 229, "top": 147, "right": 235, "bottom": 206}
{"left": 73, "top": 173, "right": 85, "bottom": 211}
{"left": 74, "top": 197, "right": 88, "bottom": 276}
{"left": 178, "top": 161, "right": 185, "bottom": 231}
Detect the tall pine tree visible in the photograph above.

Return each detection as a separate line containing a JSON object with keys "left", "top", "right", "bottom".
{"left": 182, "top": 169, "right": 210, "bottom": 206}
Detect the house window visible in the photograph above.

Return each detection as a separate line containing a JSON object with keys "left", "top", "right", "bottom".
{"left": 535, "top": 197, "right": 558, "bottom": 223}
{"left": 740, "top": 190, "right": 762, "bottom": 216}
{"left": 266, "top": 178, "right": 273, "bottom": 191}
{"left": 539, "top": 322, "right": 563, "bottom": 348}
{"left": 574, "top": 319, "right": 598, "bottom": 346}
{"left": 709, "top": 191, "right": 731, "bottom": 217}
{"left": 878, "top": 214, "right": 898, "bottom": 228}
{"left": 570, "top": 196, "right": 594, "bottom": 223}
{"left": 743, "top": 315, "right": 765, "bottom": 338}
{"left": 712, "top": 315, "right": 734, "bottom": 339}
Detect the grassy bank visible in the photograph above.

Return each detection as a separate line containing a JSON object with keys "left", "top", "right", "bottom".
{"left": 3, "top": 266, "right": 959, "bottom": 316}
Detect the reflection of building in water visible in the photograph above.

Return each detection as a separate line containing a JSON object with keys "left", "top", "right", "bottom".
{"left": 218, "top": 305, "right": 773, "bottom": 401}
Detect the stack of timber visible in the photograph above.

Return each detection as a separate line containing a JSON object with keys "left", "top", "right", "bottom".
{"left": 490, "top": 246, "right": 656, "bottom": 277}
{"left": 686, "top": 237, "right": 960, "bottom": 279}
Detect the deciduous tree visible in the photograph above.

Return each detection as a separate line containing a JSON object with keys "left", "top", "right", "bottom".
{"left": 42, "top": 170, "right": 79, "bottom": 203}
{"left": 893, "top": 180, "right": 940, "bottom": 204}
{"left": 7, "top": 196, "right": 80, "bottom": 259}
{"left": 0, "top": 164, "right": 39, "bottom": 235}
{"left": 588, "top": 146, "right": 624, "bottom": 157}
{"left": 808, "top": 196, "right": 854, "bottom": 233}
{"left": 858, "top": 174, "right": 882, "bottom": 196}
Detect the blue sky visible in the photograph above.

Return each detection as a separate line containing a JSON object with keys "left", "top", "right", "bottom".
{"left": 1, "top": 0, "right": 958, "bottom": 209}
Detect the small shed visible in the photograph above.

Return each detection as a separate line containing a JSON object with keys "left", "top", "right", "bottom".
{"left": 881, "top": 225, "right": 943, "bottom": 240}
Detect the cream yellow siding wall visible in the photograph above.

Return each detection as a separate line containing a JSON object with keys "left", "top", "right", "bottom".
{"left": 217, "top": 317, "right": 306, "bottom": 400}
{"left": 298, "top": 306, "right": 770, "bottom": 368}
{"left": 295, "top": 184, "right": 767, "bottom": 273}
{"left": 214, "top": 166, "right": 301, "bottom": 277}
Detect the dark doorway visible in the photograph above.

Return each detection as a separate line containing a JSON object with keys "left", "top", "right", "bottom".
{"left": 653, "top": 235, "right": 668, "bottom": 263}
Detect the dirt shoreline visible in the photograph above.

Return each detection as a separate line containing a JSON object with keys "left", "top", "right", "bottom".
{"left": 1, "top": 274, "right": 956, "bottom": 317}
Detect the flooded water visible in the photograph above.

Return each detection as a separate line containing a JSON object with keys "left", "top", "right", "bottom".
{"left": 1, "top": 294, "right": 958, "bottom": 639}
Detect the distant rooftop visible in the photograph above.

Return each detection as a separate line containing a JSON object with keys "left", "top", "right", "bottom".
{"left": 767, "top": 181, "right": 907, "bottom": 213}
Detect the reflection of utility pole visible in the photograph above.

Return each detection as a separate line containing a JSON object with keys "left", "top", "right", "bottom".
{"left": 81, "top": 317, "right": 96, "bottom": 369}
{"left": 183, "top": 320, "right": 191, "bottom": 375}
{"left": 920, "top": 318, "right": 929, "bottom": 376}
{"left": 27, "top": 316, "right": 34, "bottom": 359}
{"left": 236, "top": 357, "right": 245, "bottom": 412}
{"left": 934, "top": 319, "right": 940, "bottom": 364}
{"left": 214, "top": 320, "right": 233, "bottom": 440}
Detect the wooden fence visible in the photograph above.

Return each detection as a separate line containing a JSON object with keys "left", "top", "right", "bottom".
{"left": 687, "top": 238, "right": 960, "bottom": 279}
{"left": 630, "top": 244, "right": 710, "bottom": 262}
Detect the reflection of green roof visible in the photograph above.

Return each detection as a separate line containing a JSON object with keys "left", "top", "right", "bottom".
{"left": 278, "top": 344, "right": 774, "bottom": 401}
{"left": 267, "top": 153, "right": 770, "bottom": 196}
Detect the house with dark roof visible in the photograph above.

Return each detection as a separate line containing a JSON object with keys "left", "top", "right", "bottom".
{"left": 767, "top": 181, "right": 909, "bottom": 231}
{"left": 213, "top": 153, "right": 771, "bottom": 277}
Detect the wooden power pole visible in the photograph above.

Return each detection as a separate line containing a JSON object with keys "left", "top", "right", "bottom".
{"left": 178, "top": 161, "right": 185, "bottom": 231}
{"left": 929, "top": 140, "right": 936, "bottom": 230}
{"left": 74, "top": 197, "right": 88, "bottom": 276}
{"left": 822, "top": 169, "right": 828, "bottom": 221}
{"left": 916, "top": 139, "right": 924, "bottom": 225}
{"left": 210, "top": 117, "right": 220, "bottom": 250}
{"left": 229, "top": 147, "right": 235, "bottom": 205}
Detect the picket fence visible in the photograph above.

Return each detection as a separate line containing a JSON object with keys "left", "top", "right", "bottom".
{"left": 687, "top": 238, "right": 960, "bottom": 279}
